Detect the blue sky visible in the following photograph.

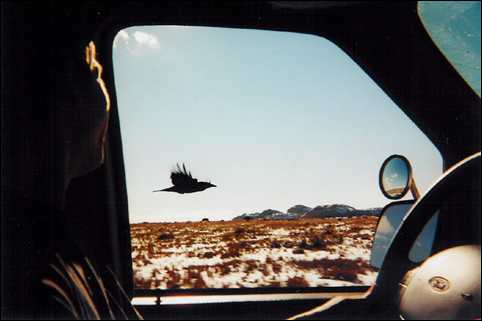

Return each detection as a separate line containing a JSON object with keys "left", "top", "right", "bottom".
{"left": 113, "top": 26, "right": 443, "bottom": 223}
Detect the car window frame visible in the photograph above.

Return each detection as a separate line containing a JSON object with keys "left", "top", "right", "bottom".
{"left": 93, "top": 1, "right": 463, "bottom": 305}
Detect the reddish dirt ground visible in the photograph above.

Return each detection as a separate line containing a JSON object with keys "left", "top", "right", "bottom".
{"left": 131, "top": 216, "right": 379, "bottom": 289}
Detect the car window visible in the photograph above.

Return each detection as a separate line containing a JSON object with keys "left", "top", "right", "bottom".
{"left": 112, "top": 26, "right": 443, "bottom": 292}
{"left": 418, "top": 1, "right": 481, "bottom": 96}
{"left": 371, "top": 202, "right": 439, "bottom": 269}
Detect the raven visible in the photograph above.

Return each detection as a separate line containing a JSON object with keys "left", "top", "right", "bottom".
{"left": 153, "top": 163, "right": 216, "bottom": 194}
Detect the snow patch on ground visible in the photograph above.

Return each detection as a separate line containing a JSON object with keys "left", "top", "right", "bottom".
{"left": 131, "top": 216, "right": 379, "bottom": 289}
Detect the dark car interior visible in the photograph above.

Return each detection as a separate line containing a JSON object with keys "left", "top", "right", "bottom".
{"left": 2, "top": 1, "right": 480, "bottom": 320}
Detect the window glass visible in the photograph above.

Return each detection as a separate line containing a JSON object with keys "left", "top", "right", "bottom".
{"left": 371, "top": 203, "right": 439, "bottom": 269}
{"left": 113, "top": 26, "right": 443, "bottom": 290}
{"left": 418, "top": 1, "right": 481, "bottom": 96}
{"left": 409, "top": 212, "right": 439, "bottom": 263}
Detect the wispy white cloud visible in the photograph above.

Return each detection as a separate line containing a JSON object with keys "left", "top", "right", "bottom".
{"left": 113, "top": 29, "right": 160, "bottom": 56}
{"left": 113, "top": 30, "right": 130, "bottom": 48}
{"left": 133, "top": 31, "right": 160, "bottom": 49}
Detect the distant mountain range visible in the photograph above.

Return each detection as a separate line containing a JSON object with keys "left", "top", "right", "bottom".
{"left": 232, "top": 204, "right": 382, "bottom": 221}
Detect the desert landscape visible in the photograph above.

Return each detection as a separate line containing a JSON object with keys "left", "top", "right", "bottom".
{"left": 131, "top": 215, "right": 379, "bottom": 289}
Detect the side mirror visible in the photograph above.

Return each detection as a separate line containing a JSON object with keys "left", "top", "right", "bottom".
{"left": 379, "top": 155, "right": 420, "bottom": 200}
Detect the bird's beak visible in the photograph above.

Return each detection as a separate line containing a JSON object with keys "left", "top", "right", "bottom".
{"left": 211, "top": 184, "right": 217, "bottom": 188}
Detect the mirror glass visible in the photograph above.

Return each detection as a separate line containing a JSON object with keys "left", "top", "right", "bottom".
{"left": 381, "top": 156, "right": 410, "bottom": 199}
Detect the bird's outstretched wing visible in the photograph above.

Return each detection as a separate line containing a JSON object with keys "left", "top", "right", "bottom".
{"left": 170, "top": 163, "right": 198, "bottom": 186}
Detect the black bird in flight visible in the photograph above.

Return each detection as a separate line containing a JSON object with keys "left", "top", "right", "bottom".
{"left": 153, "top": 163, "right": 216, "bottom": 194}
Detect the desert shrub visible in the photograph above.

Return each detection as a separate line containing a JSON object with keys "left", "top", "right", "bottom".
{"left": 221, "top": 232, "right": 235, "bottom": 242}
{"left": 287, "top": 276, "right": 309, "bottom": 287}
{"left": 186, "top": 252, "right": 196, "bottom": 258}
{"left": 165, "top": 270, "right": 182, "bottom": 288}
{"left": 134, "top": 276, "right": 153, "bottom": 289}
{"left": 271, "top": 240, "right": 281, "bottom": 248}
{"left": 234, "top": 227, "right": 246, "bottom": 235}
{"left": 333, "top": 269, "right": 358, "bottom": 283}
{"left": 219, "top": 264, "right": 231, "bottom": 276}
{"left": 158, "top": 232, "right": 174, "bottom": 241}
{"left": 239, "top": 241, "right": 250, "bottom": 249}
{"left": 283, "top": 241, "right": 294, "bottom": 248}
{"left": 310, "top": 236, "right": 325, "bottom": 249}
{"left": 319, "top": 229, "right": 343, "bottom": 245}
{"left": 358, "top": 233, "right": 372, "bottom": 241}
{"left": 153, "top": 279, "right": 161, "bottom": 288}
{"left": 201, "top": 252, "right": 215, "bottom": 259}
{"left": 293, "top": 258, "right": 374, "bottom": 284}
{"left": 221, "top": 247, "right": 240, "bottom": 259}
{"left": 299, "top": 239, "right": 310, "bottom": 249}
{"left": 140, "top": 256, "right": 152, "bottom": 266}
{"left": 272, "top": 262, "right": 282, "bottom": 274}
{"left": 244, "top": 260, "right": 258, "bottom": 273}
{"left": 293, "top": 248, "right": 305, "bottom": 254}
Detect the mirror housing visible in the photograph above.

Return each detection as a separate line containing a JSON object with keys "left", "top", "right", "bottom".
{"left": 379, "top": 155, "right": 420, "bottom": 200}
